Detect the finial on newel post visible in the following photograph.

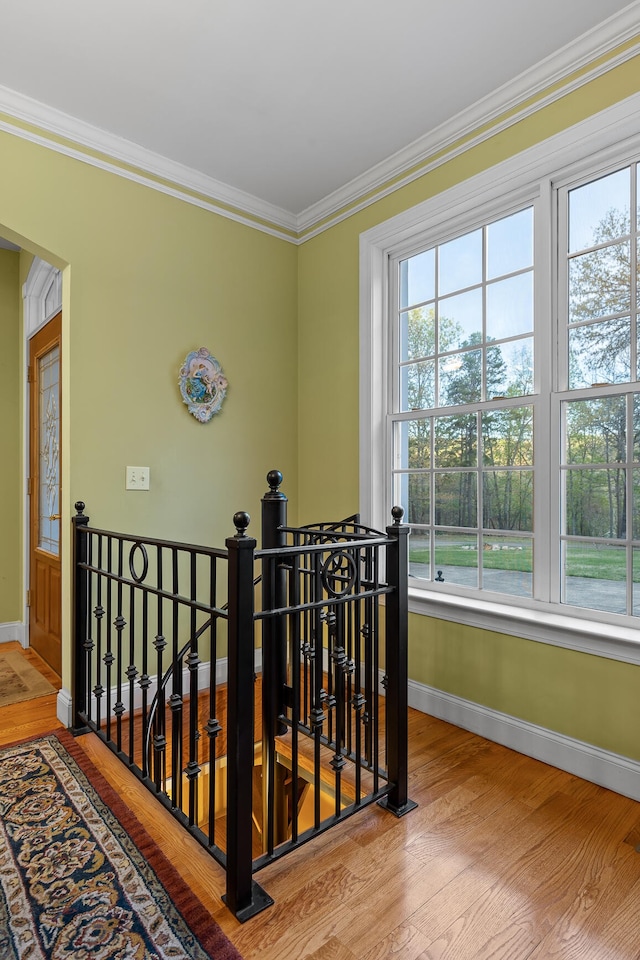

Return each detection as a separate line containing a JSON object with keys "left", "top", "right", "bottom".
{"left": 265, "top": 469, "right": 285, "bottom": 500}
{"left": 74, "top": 501, "right": 89, "bottom": 525}
{"left": 391, "top": 505, "right": 405, "bottom": 526}
{"left": 262, "top": 469, "right": 287, "bottom": 540}
{"left": 233, "top": 511, "right": 251, "bottom": 538}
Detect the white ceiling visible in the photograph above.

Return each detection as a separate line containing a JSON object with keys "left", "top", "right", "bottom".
{"left": 0, "top": 0, "right": 638, "bottom": 222}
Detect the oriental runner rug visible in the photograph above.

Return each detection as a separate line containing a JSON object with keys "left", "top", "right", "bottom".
{"left": 0, "top": 651, "right": 56, "bottom": 707}
{"left": 0, "top": 731, "right": 243, "bottom": 960}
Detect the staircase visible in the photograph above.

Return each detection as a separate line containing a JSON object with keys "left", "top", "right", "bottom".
{"left": 71, "top": 469, "right": 416, "bottom": 920}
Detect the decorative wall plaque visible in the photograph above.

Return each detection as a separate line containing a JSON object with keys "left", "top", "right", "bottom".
{"left": 178, "top": 347, "right": 228, "bottom": 423}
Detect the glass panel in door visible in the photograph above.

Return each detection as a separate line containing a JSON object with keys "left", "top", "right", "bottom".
{"left": 38, "top": 344, "right": 60, "bottom": 555}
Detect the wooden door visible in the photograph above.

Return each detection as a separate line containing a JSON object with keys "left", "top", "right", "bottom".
{"left": 29, "top": 312, "right": 62, "bottom": 676}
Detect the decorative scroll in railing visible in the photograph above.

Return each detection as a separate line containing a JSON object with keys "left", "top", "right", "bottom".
{"left": 72, "top": 470, "right": 416, "bottom": 923}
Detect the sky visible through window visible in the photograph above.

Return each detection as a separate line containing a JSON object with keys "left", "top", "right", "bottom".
{"left": 401, "top": 209, "right": 533, "bottom": 311}
{"left": 398, "top": 207, "right": 534, "bottom": 409}
{"left": 569, "top": 167, "right": 629, "bottom": 252}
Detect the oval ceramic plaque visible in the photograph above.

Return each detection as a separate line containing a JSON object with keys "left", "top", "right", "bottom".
{"left": 179, "top": 347, "right": 228, "bottom": 423}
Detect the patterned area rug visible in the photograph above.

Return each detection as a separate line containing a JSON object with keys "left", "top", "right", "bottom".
{"left": 0, "top": 651, "right": 56, "bottom": 707}
{"left": 0, "top": 731, "right": 243, "bottom": 960}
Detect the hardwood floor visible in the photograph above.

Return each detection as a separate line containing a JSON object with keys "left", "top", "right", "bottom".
{"left": 2, "top": 652, "right": 640, "bottom": 959}
{"left": 0, "top": 642, "right": 62, "bottom": 746}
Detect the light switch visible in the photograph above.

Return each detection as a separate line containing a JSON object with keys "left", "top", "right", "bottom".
{"left": 126, "top": 466, "right": 150, "bottom": 490}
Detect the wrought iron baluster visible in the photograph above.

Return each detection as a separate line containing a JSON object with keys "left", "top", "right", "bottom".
{"left": 185, "top": 549, "right": 201, "bottom": 827}
{"left": 140, "top": 585, "right": 151, "bottom": 776}
{"left": 325, "top": 602, "right": 335, "bottom": 747}
{"left": 94, "top": 534, "right": 104, "bottom": 731}
{"left": 153, "top": 543, "right": 166, "bottom": 794}
{"left": 126, "top": 575, "right": 136, "bottom": 764}
{"left": 105, "top": 536, "right": 114, "bottom": 743}
{"left": 289, "top": 552, "right": 301, "bottom": 843}
{"left": 170, "top": 546, "right": 182, "bottom": 811}
{"left": 114, "top": 537, "right": 125, "bottom": 754}
{"left": 301, "top": 535, "right": 311, "bottom": 729}
{"left": 310, "top": 553, "right": 324, "bottom": 830}
{"left": 330, "top": 600, "right": 347, "bottom": 817}
{"left": 345, "top": 582, "right": 354, "bottom": 759}
{"left": 361, "top": 567, "right": 374, "bottom": 767}
{"left": 206, "top": 554, "right": 221, "bottom": 847}
{"left": 85, "top": 531, "right": 94, "bottom": 726}
{"left": 351, "top": 551, "right": 365, "bottom": 802}
{"left": 372, "top": 546, "right": 380, "bottom": 795}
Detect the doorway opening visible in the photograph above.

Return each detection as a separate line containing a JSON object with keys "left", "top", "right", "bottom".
{"left": 24, "top": 258, "right": 63, "bottom": 685}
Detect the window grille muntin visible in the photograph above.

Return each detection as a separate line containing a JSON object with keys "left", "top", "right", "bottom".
{"left": 361, "top": 108, "right": 640, "bottom": 641}
{"left": 391, "top": 203, "right": 537, "bottom": 601}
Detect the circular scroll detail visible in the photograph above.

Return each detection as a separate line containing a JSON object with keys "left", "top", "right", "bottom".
{"left": 129, "top": 542, "right": 149, "bottom": 584}
{"left": 321, "top": 550, "right": 357, "bottom": 597}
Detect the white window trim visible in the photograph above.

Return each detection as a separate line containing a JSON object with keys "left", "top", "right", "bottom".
{"left": 360, "top": 91, "right": 640, "bottom": 665}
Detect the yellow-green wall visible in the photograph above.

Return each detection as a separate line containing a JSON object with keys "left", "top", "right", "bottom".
{"left": 296, "top": 54, "right": 640, "bottom": 760}
{"left": 0, "top": 133, "right": 298, "bottom": 687}
{"left": 0, "top": 249, "right": 20, "bottom": 623}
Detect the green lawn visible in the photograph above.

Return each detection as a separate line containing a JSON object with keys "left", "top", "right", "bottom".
{"left": 410, "top": 544, "right": 532, "bottom": 571}
{"left": 410, "top": 541, "right": 636, "bottom": 580}
{"left": 564, "top": 544, "right": 628, "bottom": 580}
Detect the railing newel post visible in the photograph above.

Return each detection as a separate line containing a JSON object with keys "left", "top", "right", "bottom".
{"left": 378, "top": 505, "right": 417, "bottom": 818}
{"left": 71, "top": 500, "right": 91, "bottom": 734}
{"left": 262, "top": 469, "right": 288, "bottom": 748}
{"left": 224, "top": 510, "right": 273, "bottom": 921}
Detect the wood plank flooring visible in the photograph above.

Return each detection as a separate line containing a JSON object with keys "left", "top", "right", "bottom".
{"left": 2, "top": 645, "right": 640, "bottom": 958}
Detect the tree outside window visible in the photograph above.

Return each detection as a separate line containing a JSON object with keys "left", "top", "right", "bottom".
{"left": 392, "top": 159, "right": 640, "bottom": 616}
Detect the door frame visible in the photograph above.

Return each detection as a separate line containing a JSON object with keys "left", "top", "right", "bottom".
{"left": 22, "top": 258, "right": 63, "bottom": 648}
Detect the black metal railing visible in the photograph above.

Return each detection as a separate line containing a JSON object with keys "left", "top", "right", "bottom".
{"left": 72, "top": 470, "right": 416, "bottom": 922}
{"left": 72, "top": 511, "right": 231, "bottom": 851}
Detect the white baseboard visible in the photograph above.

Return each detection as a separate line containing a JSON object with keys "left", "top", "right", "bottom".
{"left": 408, "top": 679, "right": 640, "bottom": 802}
{"left": 57, "top": 687, "right": 73, "bottom": 727}
{"left": 0, "top": 621, "right": 26, "bottom": 647}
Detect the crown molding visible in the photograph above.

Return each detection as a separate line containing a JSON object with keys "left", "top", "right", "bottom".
{"left": 0, "top": 2, "right": 638, "bottom": 245}
{"left": 297, "top": 3, "right": 640, "bottom": 239}
{"left": 0, "top": 85, "right": 299, "bottom": 242}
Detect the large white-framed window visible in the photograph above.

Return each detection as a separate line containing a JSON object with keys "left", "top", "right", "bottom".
{"left": 391, "top": 202, "right": 540, "bottom": 600}
{"left": 556, "top": 158, "right": 640, "bottom": 619}
{"left": 360, "top": 93, "right": 640, "bottom": 663}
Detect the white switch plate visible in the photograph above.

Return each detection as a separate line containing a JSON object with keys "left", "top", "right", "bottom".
{"left": 126, "top": 466, "right": 150, "bottom": 490}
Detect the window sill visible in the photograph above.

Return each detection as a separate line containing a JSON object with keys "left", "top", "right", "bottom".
{"left": 408, "top": 585, "right": 640, "bottom": 666}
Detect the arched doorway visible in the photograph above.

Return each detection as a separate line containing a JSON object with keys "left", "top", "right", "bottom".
{"left": 23, "top": 259, "right": 62, "bottom": 674}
